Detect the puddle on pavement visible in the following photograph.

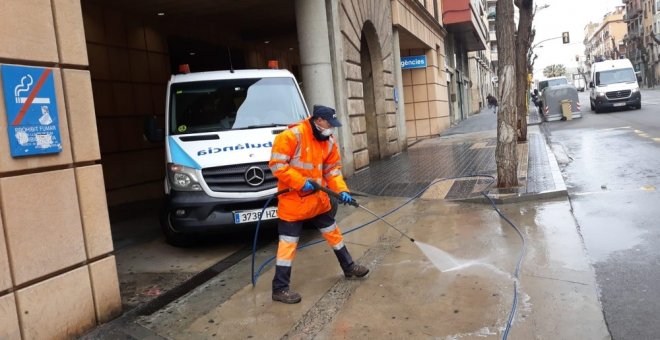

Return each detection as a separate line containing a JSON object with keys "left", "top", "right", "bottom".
{"left": 414, "top": 241, "right": 512, "bottom": 279}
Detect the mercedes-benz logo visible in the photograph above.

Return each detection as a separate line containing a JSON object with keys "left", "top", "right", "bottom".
{"left": 245, "top": 166, "right": 265, "bottom": 187}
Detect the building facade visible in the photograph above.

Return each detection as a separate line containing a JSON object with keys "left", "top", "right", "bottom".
{"left": 624, "top": 0, "right": 646, "bottom": 79}
{"left": 0, "top": 0, "right": 488, "bottom": 337}
{"left": 584, "top": 6, "right": 627, "bottom": 67}
{"left": 441, "top": 0, "right": 489, "bottom": 122}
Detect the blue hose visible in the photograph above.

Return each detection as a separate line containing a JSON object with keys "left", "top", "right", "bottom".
{"left": 250, "top": 175, "right": 526, "bottom": 340}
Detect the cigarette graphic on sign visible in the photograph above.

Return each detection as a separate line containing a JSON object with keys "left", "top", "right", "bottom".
{"left": 14, "top": 74, "right": 51, "bottom": 104}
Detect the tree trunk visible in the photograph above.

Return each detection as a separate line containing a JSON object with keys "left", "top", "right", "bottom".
{"left": 515, "top": 0, "right": 533, "bottom": 142}
{"left": 495, "top": 0, "right": 519, "bottom": 188}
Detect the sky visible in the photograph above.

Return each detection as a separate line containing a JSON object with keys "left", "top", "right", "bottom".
{"left": 530, "top": 0, "right": 624, "bottom": 80}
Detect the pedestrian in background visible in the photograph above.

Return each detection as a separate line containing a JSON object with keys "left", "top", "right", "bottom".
{"left": 487, "top": 94, "right": 498, "bottom": 114}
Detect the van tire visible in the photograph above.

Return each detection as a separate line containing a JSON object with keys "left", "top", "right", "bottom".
{"left": 160, "top": 209, "right": 197, "bottom": 247}
{"left": 594, "top": 103, "right": 602, "bottom": 114}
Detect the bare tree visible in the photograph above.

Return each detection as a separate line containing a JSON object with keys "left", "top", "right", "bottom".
{"left": 514, "top": 0, "right": 534, "bottom": 142}
{"left": 495, "top": 0, "right": 518, "bottom": 188}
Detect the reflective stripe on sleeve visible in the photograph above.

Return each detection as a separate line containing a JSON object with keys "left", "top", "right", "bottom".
{"left": 271, "top": 153, "right": 290, "bottom": 161}
{"left": 290, "top": 159, "right": 314, "bottom": 170}
{"left": 322, "top": 162, "right": 339, "bottom": 170}
{"left": 324, "top": 169, "right": 342, "bottom": 178}
{"left": 269, "top": 163, "right": 286, "bottom": 172}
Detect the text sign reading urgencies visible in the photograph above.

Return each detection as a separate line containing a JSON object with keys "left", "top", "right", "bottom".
{"left": 400, "top": 55, "right": 427, "bottom": 69}
{"left": 1, "top": 64, "right": 62, "bottom": 157}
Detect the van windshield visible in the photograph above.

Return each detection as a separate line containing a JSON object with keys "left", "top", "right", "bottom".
{"left": 596, "top": 68, "right": 636, "bottom": 86}
{"left": 169, "top": 77, "right": 307, "bottom": 134}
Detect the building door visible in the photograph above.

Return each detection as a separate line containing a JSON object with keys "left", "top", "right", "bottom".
{"left": 360, "top": 21, "right": 386, "bottom": 161}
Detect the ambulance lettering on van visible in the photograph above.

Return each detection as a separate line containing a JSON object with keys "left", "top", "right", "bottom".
{"left": 197, "top": 142, "right": 273, "bottom": 156}
{"left": 149, "top": 69, "right": 310, "bottom": 246}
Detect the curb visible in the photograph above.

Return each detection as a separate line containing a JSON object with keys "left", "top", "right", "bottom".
{"left": 458, "top": 124, "right": 568, "bottom": 204}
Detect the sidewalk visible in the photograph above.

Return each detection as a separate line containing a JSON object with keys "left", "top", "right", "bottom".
{"left": 82, "top": 107, "right": 608, "bottom": 339}
{"left": 346, "top": 105, "right": 565, "bottom": 202}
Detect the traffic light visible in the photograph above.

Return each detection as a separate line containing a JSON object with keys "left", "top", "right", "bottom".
{"left": 562, "top": 32, "right": 570, "bottom": 44}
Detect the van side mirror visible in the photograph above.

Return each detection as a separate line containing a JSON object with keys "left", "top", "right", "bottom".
{"left": 637, "top": 74, "right": 642, "bottom": 83}
{"left": 589, "top": 81, "right": 594, "bottom": 88}
{"left": 144, "top": 116, "right": 165, "bottom": 143}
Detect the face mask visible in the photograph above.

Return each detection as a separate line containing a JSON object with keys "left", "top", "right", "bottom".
{"left": 314, "top": 123, "right": 334, "bottom": 137}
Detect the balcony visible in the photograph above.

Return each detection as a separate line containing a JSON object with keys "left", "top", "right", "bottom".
{"left": 489, "top": 31, "right": 497, "bottom": 41}
{"left": 491, "top": 51, "right": 498, "bottom": 62}
{"left": 442, "top": 0, "right": 488, "bottom": 51}
{"left": 624, "top": 8, "right": 642, "bottom": 21}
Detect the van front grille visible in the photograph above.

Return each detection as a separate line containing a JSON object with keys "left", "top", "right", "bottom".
{"left": 606, "top": 90, "right": 631, "bottom": 99}
{"left": 202, "top": 162, "right": 277, "bottom": 193}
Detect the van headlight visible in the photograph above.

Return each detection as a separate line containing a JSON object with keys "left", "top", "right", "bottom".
{"left": 631, "top": 87, "right": 639, "bottom": 93}
{"left": 597, "top": 91, "right": 606, "bottom": 97}
{"left": 167, "top": 163, "right": 202, "bottom": 191}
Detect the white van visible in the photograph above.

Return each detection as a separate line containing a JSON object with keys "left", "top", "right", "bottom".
{"left": 148, "top": 69, "right": 310, "bottom": 245}
{"left": 589, "top": 58, "right": 641, "bottom": 113}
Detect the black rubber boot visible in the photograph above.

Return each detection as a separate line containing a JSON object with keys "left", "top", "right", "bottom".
{"left": 272, "top": 289, "right": 302, "bottom": 304}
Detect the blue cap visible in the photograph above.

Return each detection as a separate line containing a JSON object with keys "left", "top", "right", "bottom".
{"left": 312, "top": 105, "right": 342, "bottom": 127}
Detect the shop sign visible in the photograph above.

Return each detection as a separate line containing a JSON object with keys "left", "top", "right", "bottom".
{"left": 401, "top": 55, "right": 427, "bottom": 69}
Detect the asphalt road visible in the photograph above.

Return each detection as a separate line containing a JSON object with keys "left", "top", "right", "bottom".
{"left": 546, "top": 89, "right": 660, "bottom": 340}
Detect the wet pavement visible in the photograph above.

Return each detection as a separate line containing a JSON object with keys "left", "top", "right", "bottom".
{"left": 83, "top": 106, "right": 609, "bottom": 339}
{"left": 546, "top": 90, "right": 660, "bottom": 340}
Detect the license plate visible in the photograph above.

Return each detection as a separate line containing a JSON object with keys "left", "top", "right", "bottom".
{"left": 613, "top": 102, "right": 625, "bottom": 107}
{"left": 233, "top": 207, "right": 278, "bottom": 224}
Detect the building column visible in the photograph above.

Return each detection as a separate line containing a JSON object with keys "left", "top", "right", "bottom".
{"left": 324, "top": 0, "right": 355, "bottom": 175}
{"left": 392, "top": 27, "right": 407, "bottom": 151}
{"left": 295, "top": 0, "right": 336, "bottom": 108}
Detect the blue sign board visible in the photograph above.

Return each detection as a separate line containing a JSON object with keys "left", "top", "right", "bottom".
{"left": 401, "top": 55, "right": 427, "bottom": 69}
{"left": 1, "top": 64, "right": 62, "bottom": 157}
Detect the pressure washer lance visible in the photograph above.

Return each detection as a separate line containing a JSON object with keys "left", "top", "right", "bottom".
{"left": 310, "top": 182, "right": 415, "bottom": 243}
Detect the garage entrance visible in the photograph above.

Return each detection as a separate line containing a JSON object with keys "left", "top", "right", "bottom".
{"left": 81, "top": 0, "right": 300, "bottom": 310}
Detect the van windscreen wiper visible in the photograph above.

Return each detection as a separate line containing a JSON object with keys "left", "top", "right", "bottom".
{"left": 238, "top": 123, "right": 289, "bottom": 130}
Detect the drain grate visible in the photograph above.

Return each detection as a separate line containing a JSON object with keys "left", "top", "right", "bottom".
{"left": 444, "top": 179, "right": 479, "bottom": 200}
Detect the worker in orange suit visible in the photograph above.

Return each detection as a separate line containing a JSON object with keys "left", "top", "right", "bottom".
{"left": 268, "top": 105, "right": 369, "bottom": 304}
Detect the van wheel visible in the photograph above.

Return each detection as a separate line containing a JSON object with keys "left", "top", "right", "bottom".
{"left": 160, "top": 209, "right": 196, "bottom": 247}
{"left": 594, "top": 103, "right": 602, "bottom": 114}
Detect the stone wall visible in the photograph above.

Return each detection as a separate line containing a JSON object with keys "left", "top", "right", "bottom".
{"left": 0, "top": 0, "right": 121, "bottom": 338}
